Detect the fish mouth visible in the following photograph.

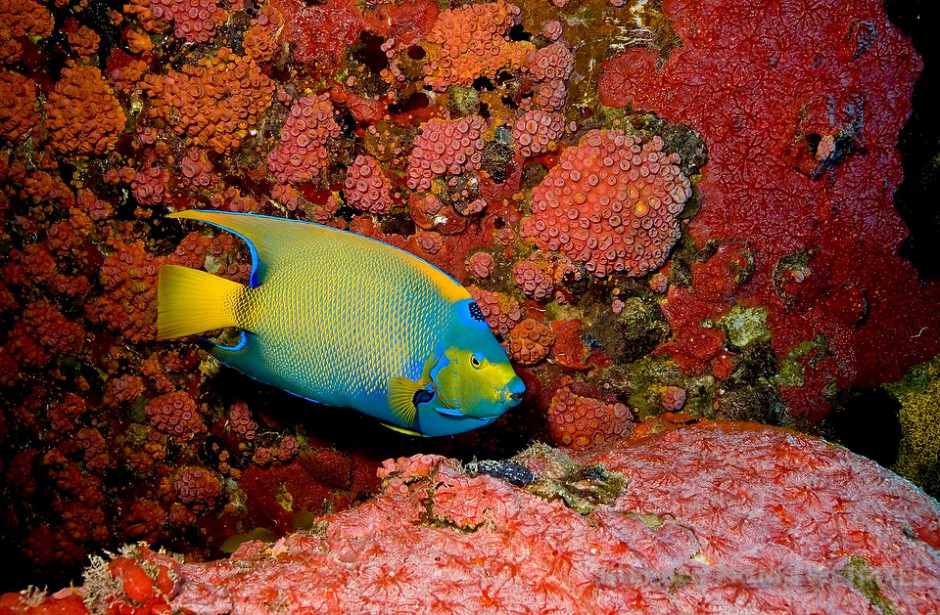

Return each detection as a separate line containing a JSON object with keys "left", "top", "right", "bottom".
{"left": 504, "top": 377, "right": 525, "bottom": 405}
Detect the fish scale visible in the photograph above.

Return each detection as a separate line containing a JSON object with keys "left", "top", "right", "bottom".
{"left": 237, "top": 247, "right": 449, "bottom": 408}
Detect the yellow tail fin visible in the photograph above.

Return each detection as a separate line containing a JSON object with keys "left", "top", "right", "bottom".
{"left": 157, "top": 265, "right": 246, "bottom": 340}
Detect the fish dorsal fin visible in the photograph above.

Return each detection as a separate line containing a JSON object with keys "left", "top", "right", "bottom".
{"left": 168, "top": 210, "right": 471, "bottom": 303}
{"left": 167, "top": 210, "right": 332, "bottom": 287}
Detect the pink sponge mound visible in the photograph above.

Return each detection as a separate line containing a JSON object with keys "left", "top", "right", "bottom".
{"left": 7, "top": 425, "right": 940, "bottom": 613}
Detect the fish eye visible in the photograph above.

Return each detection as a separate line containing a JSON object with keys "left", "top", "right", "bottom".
{"left": 470, "top": 354, "right": 482, "bottom": 368}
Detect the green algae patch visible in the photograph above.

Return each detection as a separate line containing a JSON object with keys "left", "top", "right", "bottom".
{"left": 589, "top": 295, "right": 671, "bottom": 364}
{"left": 610, "top": 355, "right": 711, "bottom": 419}
{"left": 884, "top": 353, "right": 940, "bottom": 498}
{"left": 841, "top": 556, "right": 897, "bottom": 615}
{"left": 717, "top": 304, "right": 770, "bottom": 351}
{"left": 775, "top": 336, "right": 829, "bottom": 388}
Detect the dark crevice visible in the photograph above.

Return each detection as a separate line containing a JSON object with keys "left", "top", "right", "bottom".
{"left": 885, "top": 0, "right": 940, "bottom": 278}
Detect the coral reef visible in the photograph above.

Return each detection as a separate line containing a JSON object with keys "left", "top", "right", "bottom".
{"left": 0, "top": 0, "right": 937, "bottom": 596}
{"left": 5, "top": 425, "right": 940, "bottom": 613}
{"left": 598, "top": 0, "right": 940, "bottom": 417}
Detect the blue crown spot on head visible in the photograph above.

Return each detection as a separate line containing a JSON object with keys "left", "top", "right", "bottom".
{"left": 455, "top": 299, "right": 489, "bottom": 329}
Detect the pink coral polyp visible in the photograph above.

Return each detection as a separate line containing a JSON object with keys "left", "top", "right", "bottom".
{"left": 344, "top": 154, "right": 394, "bottom": 214}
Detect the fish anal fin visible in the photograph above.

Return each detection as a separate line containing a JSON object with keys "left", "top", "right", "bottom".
{"left": 381, "top": 422, "right": 426, "bottom": 437}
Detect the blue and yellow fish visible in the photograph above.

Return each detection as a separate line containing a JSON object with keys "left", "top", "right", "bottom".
{"left": 157, "top": 210, "right": 524, "bottom": 436}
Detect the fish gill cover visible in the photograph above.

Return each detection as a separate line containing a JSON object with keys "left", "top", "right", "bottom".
{"left": 0, "top": 0, "right": 939, "bottom": 601}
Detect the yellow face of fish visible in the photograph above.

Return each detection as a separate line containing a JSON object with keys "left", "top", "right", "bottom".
{"left": 431, "top": 346, "right": 525, "bottom": 418}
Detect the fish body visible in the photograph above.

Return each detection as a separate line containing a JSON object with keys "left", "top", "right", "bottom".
{"left": 157, "top": 210, "right": 524, "bottom": 436}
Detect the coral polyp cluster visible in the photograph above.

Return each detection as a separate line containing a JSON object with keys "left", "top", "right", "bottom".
{"left": 268, "top": 95, "right": 342, "bottom": 185}
{"left": 45, "top": 63, "right": 126, "bottom": 156}
{"left": 150, "top": 0, "right": 227, "bottom": 43}
{"left": 142, "top": 48, "right": 274, "bottom": 154}
{"left": 422, "top": 0, "right": 531, "bottom": 91}
{"left": 513, "top": 110, "right": 566, "bottom": 158}
{"left": 522, "top": 130, "right": 691, "bottom": 277}
{"left": 406, "top": 115, "right": 487, "bottom": 191}
{"left": 0, "top": 0, "right": 52, "bottom": 63}
{"left": 344, "top": 154, "right": 394, "bottom": 214}
{"left": 0, "top": 70, "right": 38, "bottom": 141}
{"left": 508, "top": 317, "right": 555, "bottom": 365}
{"left": 527, "top": 42, "right": 573, "bottom": 111}
{"left": 547, "top": 386, "right": 633, "bottom": 449}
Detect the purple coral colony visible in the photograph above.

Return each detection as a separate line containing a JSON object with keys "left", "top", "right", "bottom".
{"left": 1, "top": 0, "right": 939, "bottom": 610}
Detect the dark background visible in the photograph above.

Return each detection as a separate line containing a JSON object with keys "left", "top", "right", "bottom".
{"left": 887, "top": 0, "right": 940, "bottom": 279}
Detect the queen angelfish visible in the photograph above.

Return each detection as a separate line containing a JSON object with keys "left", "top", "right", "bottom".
{"left": 157, "top": 210, "right": 524, "bottom": 436}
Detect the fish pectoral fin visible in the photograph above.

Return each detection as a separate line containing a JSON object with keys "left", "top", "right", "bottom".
{"left": 380, "top": 422, "right": 426, "bottom": 437}
{"left": 387, "top": 376, "right": 425, "bottom": 426}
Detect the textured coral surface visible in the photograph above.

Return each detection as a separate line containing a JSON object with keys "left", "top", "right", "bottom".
{"left": 4, "top": 424, "right": 939, "bottom": 614}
